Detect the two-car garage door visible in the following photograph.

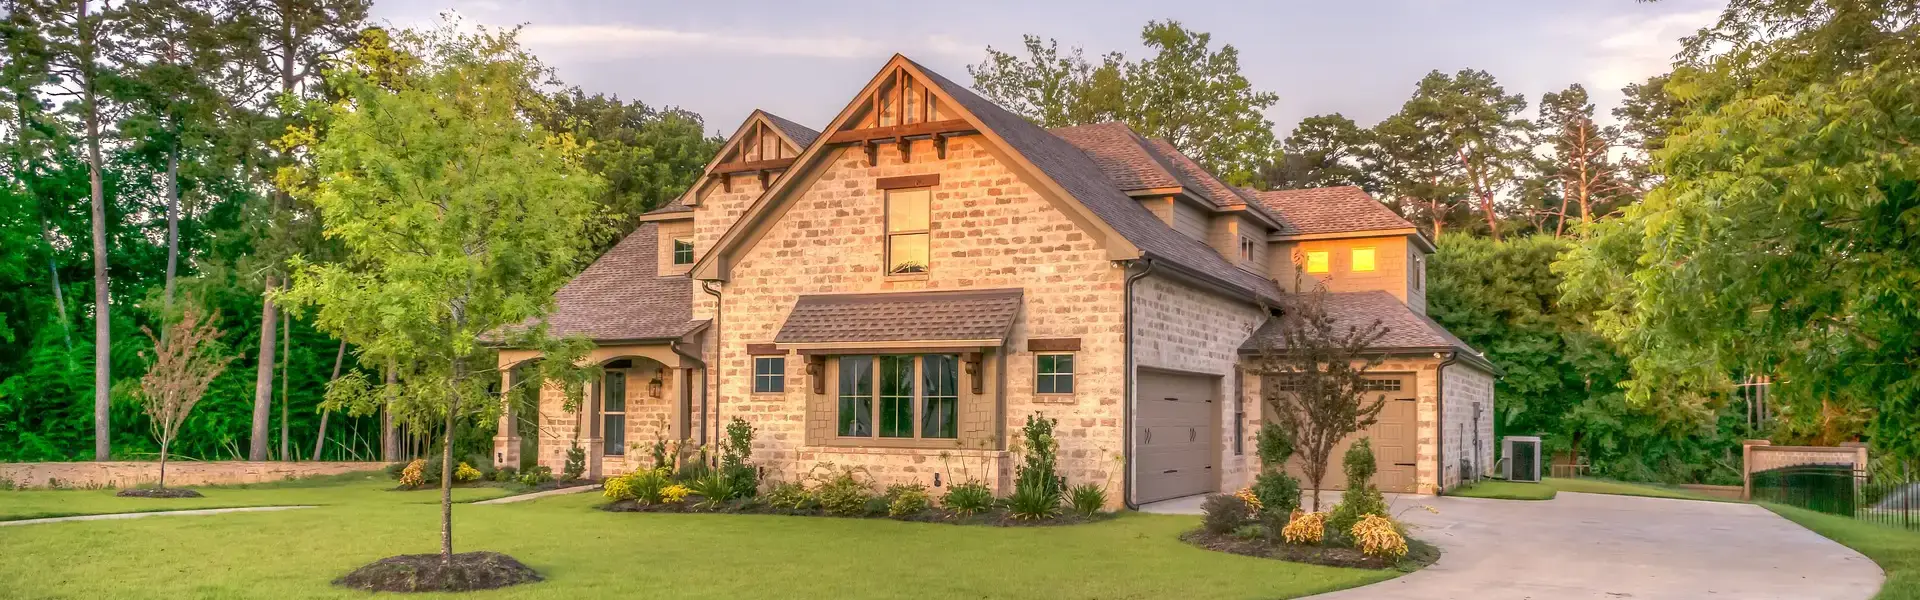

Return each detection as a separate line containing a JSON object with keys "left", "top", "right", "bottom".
{"left": 1135, "top": 370, "right": 1219, "bottom": 504}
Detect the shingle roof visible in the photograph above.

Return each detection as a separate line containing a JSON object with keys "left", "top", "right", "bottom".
{"left": 760, "top": 111, "right": 820, "bottom": 149}
{"left": 908, "top": 59, "right": 1283, "bottom": 304}
{"left": 1252, "top": 186, "right": 1416, "bottom": 236}
{"left": 1241, "top": 291, "right": 1497, "bottom": 373}
{"left": 643, "top": 203, "right": 693, "bottom": 216}
{"left": 774, "top": 289, "right": 1024, "bottom": 345}
{"left": 531, "top": 222, "right": 702, "bottom": 342}
{"left": 1052, "top": 122, "right": 1287, "bottom": 228}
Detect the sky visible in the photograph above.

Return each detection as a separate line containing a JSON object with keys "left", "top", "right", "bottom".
{"left": 370, "top": 0, "right": 1725, "bottom": 138}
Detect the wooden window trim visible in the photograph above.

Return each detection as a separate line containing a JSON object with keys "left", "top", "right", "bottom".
{"left": 877, "top": 174, "right": 940, "bottom": 190}
{"left": 672, "top": 238, "right": 694, "bottom": 265}
{"left": 1026, "top": 338, "right": 1081, "bottom": 352}
{"left": 752, "top": 356, "right": 786, "bottom": 395}
{"left": 1035, "top": 353, "right": 1075, "bottom": 396}
{"left": 746, "top": 343, "right": 784, "bottom": 356}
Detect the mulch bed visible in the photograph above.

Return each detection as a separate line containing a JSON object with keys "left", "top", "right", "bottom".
{"left": 114, "top": 488, "right": 204, "bottom": 498}
{"left": 1181, "top": 529, "right": 1442, "bottom": 571}
{"left": 600, "top": 497, "right": 1108, "bottom": 527}
{"left": 334, "top": 551, "right": 541, "bottom": 593}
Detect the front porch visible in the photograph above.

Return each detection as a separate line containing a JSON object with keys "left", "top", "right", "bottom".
{"left": 495, "top": 343, "right": 706, "bottom": 479}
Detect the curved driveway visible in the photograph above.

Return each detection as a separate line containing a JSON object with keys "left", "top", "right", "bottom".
{"left": 1307, "top": 492, "right": 1884, "bottom": 600}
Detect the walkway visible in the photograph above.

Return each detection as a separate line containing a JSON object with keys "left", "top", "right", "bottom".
{"left": 0, "top": 505, "right": 315, "bottom": 527}
{"left": 472, "top": 483, "right": 601, "bottom": 505}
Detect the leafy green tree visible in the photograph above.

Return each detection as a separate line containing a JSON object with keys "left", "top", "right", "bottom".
{"left": 1562, "top": 0, "right": 1920, "bottom": 460}
{"left": 281, "top": 24, "right": 605, "bottom": 561}
{"left": 534, "top": 88, "right": 720, "bottom": 242}
{"left": 1261, "top": 113, "right": 1378, "bottom": 192}
{"left": 1396, "top": 69, "right": 1531, "bottom": 241}
{"left": 1536, "top": 84, "right": 1629, "bottom": 236}
{"left": 969, "top": 21, "right": 1278, "bottom": 183}
{"left": 1365, "top": 105, "right": 1466, "bottom": 239}
{"left": 1611, "top": 74, "right": 1681, "bottom": 189}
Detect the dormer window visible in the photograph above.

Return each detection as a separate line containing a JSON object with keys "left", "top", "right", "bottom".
{"left": 1239, "top": 236, "right": 1256, "bottom": 264}
{"left": 1352, "top": 247, "right": 1376, "bottom": 272}
{"left": 672, "top": 238, "right": 694, "bottom": 265}
{"left": 886, "top": 188, "right": 931, "bottom": 275}
{"left": 1305, "top": 251, "right": 1330, "bottom": 274}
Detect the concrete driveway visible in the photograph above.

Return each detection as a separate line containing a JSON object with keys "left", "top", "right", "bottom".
{"left": 1304, "top": 491, "right": 1884, "bottom": 600}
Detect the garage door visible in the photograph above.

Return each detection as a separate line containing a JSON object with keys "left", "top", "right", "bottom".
{"left": 1135, "top": 370, "right": 1218, "bottom": 504}
{"left": 1272, "top": 373, "right": 1420, "bottom": 493}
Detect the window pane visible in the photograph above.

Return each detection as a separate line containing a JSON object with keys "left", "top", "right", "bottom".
{"left": 603, "top": 372, "right": 625, "bottom": 413}
{"left": 888, "top": 233, "right": 928, "bottom": 274}
{"left": 1306, "top": 251, "right": 1329, "bottom": 273}
{"left": 1036, "top": 354, "right": 1074, "bottom": 394}
{"left": 1352, "top": 247, "right": 1376, "bottom": 272}
{"left": 886, "top": 189, "right": 930, "bottom": 232}
{"left": 604, "top": 415, "right": 625, "bottom": 456}
{"left": 838, "top": 357, "right": 873, "bottom": 437}
{"left": 673, "top": 239, "right": 694, "bottom": 265}
{"left": 922, "top": 355, "right": 958, "bottom": 438}
{"left": 879, "top": 356, "right": 915, "bottom": 438}
{"left": 754, "top": 357, "right": 785, "bottom": 393}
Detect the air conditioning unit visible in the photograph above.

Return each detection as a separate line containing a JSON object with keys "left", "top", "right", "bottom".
{"left": 1504, "top": 436, "right": 1542, "bottom": 482}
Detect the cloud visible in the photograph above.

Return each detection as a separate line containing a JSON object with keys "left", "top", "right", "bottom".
{"left": 1585, "top": 9, "right": 1720, "bottom": 92}
{"left": 515, "top": 24, "right": 978, "bottom": 61}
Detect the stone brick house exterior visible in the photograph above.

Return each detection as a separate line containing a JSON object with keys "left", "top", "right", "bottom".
{"left": 493, "top": 55, "right": 1497, "bottom": 505}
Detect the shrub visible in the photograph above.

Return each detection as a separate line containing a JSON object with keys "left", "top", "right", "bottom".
{"left": 687, "top": 472, "right": 735, "bottom": 509}
{"left": 383, "top": 461, "right": 408, "bottom": 481}
{"left": 1007, "top": 484, "right": 1062, "bottom": 521}
{"left": 1351, "top": 514, "right": 1408, "bottom": 558}
{"left": 1282, "top": 511, "right": 1327, "bottom": 545}
{"left": 765, "top": 480, "right": 816, "bottom": 510}
{"left": 941, "top": 481, "right": 994, "bottom": 516}
{"left": 417, "top": 454, "right": 446, "bottom": 486}
{"left": 810, "top": 464, "right": 876, "bottom": 517}
{"left": 463, "top": 454, "right": 495, "bottom": 479}
{"left": 1256, "top": 423, "right": 1295, "bottom": 465}
{"left": 885, "top": 483, "right": 932, "bottom": 517}
{"left": 454, "top": 463, "right": 483, "bottom": 483}
{"left": 1013, "top": 414, "right": 1064, "bottom": 499}
{"left": 675, "top": 448, "right": 712, "bottom": 483}
{"left": 1328, "top": 439, "right": 1388, "bottom": 535}
{"left": 398, "top": 459, "right": 427, "bottom": 489}
{"left": 722, "top": 418, "right": 758, "bottom": 498}
{"left": 518, "top": 465, "right": 553, "bottom": 486}
{"left": 863, "top": 496, "right": 892, "bottom": 517}
{"left": 1251, "top": 471, "right": 1302, "bottom": 519}
{"left": 662, "top": 484, "right": 692, "bottom": 504}
{"left": 1201, "top": 493, "right": 1250, "bottom": 534}
{"left": 1233, "top": 487, "right": 1263, "bottom": 512}
{"left": 1068, "top": 483, "right": 1107, "bottom": 517}
{"left": 563, "top": 443, "right": 586, "bottom": 481}
{"left": 1232, "top": 524, "right": 1268, "bottom": 541}
{"left": 628, "top": 469, "right": 671, "bottom": 504}
{"left": 493, "top": 466, "right": 519, "bottom": 483}
{"left": 603, "top": 476, "right": 636, "bottom": 501}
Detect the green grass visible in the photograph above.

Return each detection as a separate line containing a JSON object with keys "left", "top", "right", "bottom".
{"left": 1446, "top": 480, "right": 1557, "bottom": 500}
{"left": 1541, "top": 477, "right": 1733, "bottom": 502}
{"left": 1768, "top": 504, "right": 1915, "bottom": 599}
{"left": 0, "top": 480, "right": 1398, "bottom": 599}
{"left": 0, "top": 471, "right": 513, "bottom": 521}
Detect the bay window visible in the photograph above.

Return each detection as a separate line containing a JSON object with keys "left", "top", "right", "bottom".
{"left": 836, "top": 354, "right": 958, "bottom": 440}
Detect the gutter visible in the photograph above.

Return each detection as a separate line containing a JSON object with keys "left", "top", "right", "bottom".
{"left": 1433, "top": 351, "right": 1460, "bottom": 494}
{"left": 701, "top": 281, "right": 725, "bottom": 451}
{"left": 1121, "top": 258, "right": 1156, "bottom": 510}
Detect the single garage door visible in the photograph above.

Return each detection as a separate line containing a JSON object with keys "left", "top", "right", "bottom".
{"left": 1270, "top": 373, "right": 1420, "bottom": 493}
{"left": 1135, "top": 370, "right": 1218, "bottom": 504}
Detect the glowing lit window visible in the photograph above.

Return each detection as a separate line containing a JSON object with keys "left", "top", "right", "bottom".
{"left": 1352, "top": 247, "right": 1376, "bottom": 272}
{"left": 1305, "top": 251, "right": 1330, "bottom": 273}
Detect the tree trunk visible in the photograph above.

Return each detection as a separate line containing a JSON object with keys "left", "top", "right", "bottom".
{"left": 249, "top": 274, "right": 278, "bottom": 461}
{"left": 162, "top": 151, "right": 181, "bottom": 314}
{"left": 280, "top": 311, "right": 290, "bottom": 460}
{"left": 440, "top": 359, "right": 460, "bottom": 563}
{"left": 312, "top": 339, "right": 346, "bottom": 460}
{"left": 158, "top": 440, "right": 170, "bottom": 489}
{"left": 40, "top": 219, "right": 72, "bottom": 351}
{"left": 86, "top": 89, "right": 110, "bottom": 462}
{"left": 383, "top": 360, "right": 399, "bottom": 461}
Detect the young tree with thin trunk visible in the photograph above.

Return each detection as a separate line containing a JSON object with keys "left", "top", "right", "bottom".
{"left": 282, "top": 25, "right": 604, "bottom": 571}
{"left": 136, "top": 301, "right": 235, "bottom": 489}
{"left": 1253, "top": 269, "right": 1391, "bottom": 512}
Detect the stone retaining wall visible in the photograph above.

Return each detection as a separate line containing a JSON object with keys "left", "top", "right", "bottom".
{"left": 0, "top": 461, "right": 387, "bottom": 489}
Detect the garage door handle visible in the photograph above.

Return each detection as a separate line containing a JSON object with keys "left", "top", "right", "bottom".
{"left": 1394, "top": 462, "right": 1417, "bottom": 467}
{"left": 1163, "top": 469, "right": 1178, "bottom": 474}
{"left": 1189, "top": 428, "right": 1196, "bottom": 442}
{"left": 1144, "top": 430, "right": 1151, "bottom": 443}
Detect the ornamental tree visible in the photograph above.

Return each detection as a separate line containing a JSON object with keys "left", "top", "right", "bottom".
{"left": 1252, "top": 273, "right": 1390, "bottom": 511}
{"left": 279, "top": 24, "right": 606, "bottom": 566}
{"left": 136, "top": 302, "right": 235, "bottom": 489}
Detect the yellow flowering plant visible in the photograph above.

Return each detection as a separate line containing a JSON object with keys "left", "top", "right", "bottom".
{"left": 1351, "top": 514, "right": 1408, "bottom": 558}
{"left": 1282, "top": 511, "right": 1327, "bottom": 545}
{"left": 662, "top": 484, "right": 692, "bottom": 504}
{"left": 454, "top": 462, "right": 483, "bottom": 483}
{"left": 398, "top": 459, "right": 426, "bottom": 489}
{"left": 1233, "top": 487, "right": 1263, "bottom": 512}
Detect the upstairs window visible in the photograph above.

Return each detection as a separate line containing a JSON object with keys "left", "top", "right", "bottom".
{"left": 672, "top": 238, "right": 694, "bottom": 265}
{"left": 1238, "top": 236, "right": 1257, "bottom": 264}
{"left": 886, "top": 188, "right": 930, "bottom": 275}
{"left": 1413, "top": 255, "right": 1425, "bottom": 290}
{"left": 1305, "top": 251, "right": 1330, "bottom": 274}
{"left": 1352, "top": 247, "right": 1376, "bottom": 272}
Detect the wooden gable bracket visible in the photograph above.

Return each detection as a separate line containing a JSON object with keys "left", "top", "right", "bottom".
{"left": 712, "top": 172, "right": 732, "bottom": 193}
{"left": 963, "top": 352, "right": 984, "bottom": 395}
{"left": 864, "top": 140, "right": 879, "bottom": 167}
{"left": 758, "top": 169, "right": 772, "bottom": 189}
{"left": 934, "top": 133, "right": 949, "bottom": 160}
{"left": 807, "top": 356, "right": 827, "bottom": 395}
{"left": 895, "top": 136, "right": 911, "bottom": 163}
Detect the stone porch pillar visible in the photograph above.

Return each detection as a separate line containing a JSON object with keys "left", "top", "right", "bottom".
{"left": 493, "top": 369, "right": 519, "bottom": 470}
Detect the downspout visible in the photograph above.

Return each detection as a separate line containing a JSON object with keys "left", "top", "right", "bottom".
{"left": 1121, "top": 257, "right": 1156, "bottom": 510}
{"left": 1433, "top": 351, "right": 1460, "bottom": 494}
{"left": 701, "top": 281, "right": 724, "bottom": 453}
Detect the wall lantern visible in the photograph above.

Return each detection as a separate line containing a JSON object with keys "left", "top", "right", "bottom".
{"left": 648, "top": 369, "right": 665, "bottom": 398}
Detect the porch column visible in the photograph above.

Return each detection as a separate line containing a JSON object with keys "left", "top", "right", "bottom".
{"left": 493, "top": 368, "right": 519, "bottom": 470}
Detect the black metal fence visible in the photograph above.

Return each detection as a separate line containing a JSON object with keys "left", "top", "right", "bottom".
{"left": 1750, "top": 463, "right": 1920, "bottom": 530}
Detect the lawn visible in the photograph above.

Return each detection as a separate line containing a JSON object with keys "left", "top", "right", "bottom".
{"left": 0, "top": 471, "right": 513, "bottom": 521}
{"left": 1446, "top": 480, "right": 1556, "bottom": 500}
{"left": 0, "top": 480, "right": 1398, "bottom": 599}
{"left": 1768, "top": 504, "right": 1917, "bottom": 600}
{"left": 1541, "top": 477, "right": 1733, "bottom": 502}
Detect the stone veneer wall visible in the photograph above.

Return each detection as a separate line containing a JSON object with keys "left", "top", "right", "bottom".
{"left": 0, "top": 461, "right": 384, "bottom": 489}
{"left": 1132, "top": 274, "right": 1266, "bottom": 494}
{"left": 1440, "top": 362, "right": 1496, "bottom": 490}
{"left": 703, "top": 137, "right": 1128, "bottom": 498}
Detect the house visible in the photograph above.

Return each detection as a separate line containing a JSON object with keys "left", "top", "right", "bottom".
{"left": 491, "top": 55, "right": 1497, "bottom": 505}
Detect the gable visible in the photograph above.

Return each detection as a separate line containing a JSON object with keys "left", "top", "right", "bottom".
{"left": 684, "top": 111, "right": 817, "bottom": 205}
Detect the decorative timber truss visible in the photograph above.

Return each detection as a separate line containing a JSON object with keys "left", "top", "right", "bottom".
{"left": 823, "top": 66, "right": 980, "bottom": 166}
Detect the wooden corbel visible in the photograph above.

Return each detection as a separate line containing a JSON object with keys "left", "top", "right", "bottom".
{"left": 758, "top": 169, "right": 772, "bottom": 189}
{"left": 807, "top": 356, "right": 827, "bottom": 395}
{"left": 895, "top": 136, "right": 911, "bottom": 163}
{"left": 718, "top": 173, "right": 732, "bottom": 193}
{"left": 934, "top": 133, "right": 949, "bottom": 160}
{"left": 864, "top": 140, "right": 879, "bottom": 167}
{"left": 962, "top": 352, "right": 984, "bottom": 395}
